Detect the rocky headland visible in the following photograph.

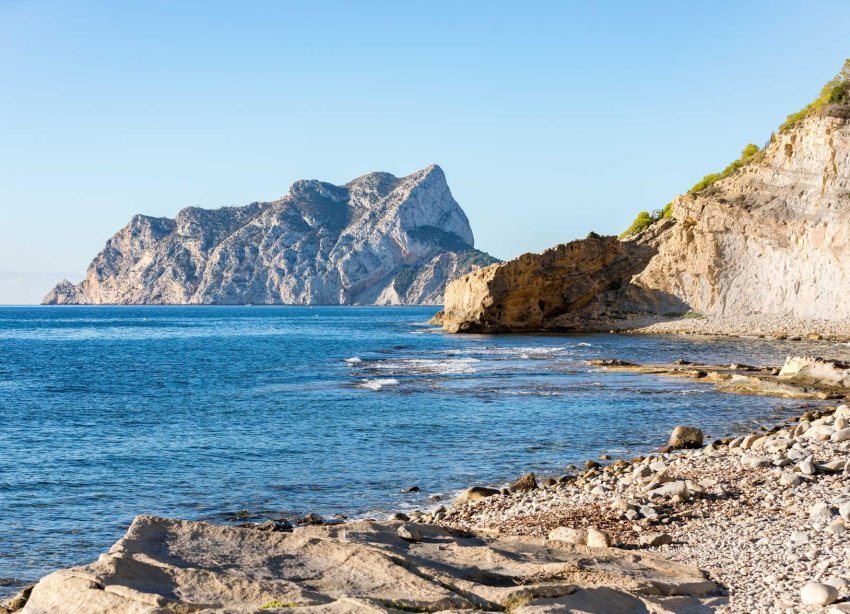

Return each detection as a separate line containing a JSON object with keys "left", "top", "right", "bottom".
{"left": 43, "top": 165, "right": 496, "bottom": 305}
{"left": 437, "top": 61, "right": 850, "bottom": 336}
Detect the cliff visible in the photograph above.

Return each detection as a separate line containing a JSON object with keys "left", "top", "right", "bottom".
{"left": 440, "top": 61, "right": 850, "bottom": 333}
{"left": 43, "top": 165, "right": 497, "bottom": 305}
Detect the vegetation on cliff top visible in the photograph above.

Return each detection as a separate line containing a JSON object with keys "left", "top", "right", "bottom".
{"left": 687, "top": 143, "right": 761, "bottom": 194}
{"left": 780, "top": 58, "right": 850, "bottom": 132}
{"left": 620, "top": 59, "right": 850, "bottom": 241}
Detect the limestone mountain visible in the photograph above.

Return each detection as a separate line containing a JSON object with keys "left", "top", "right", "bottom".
{"left": 43, "top": 165, "right": 497, "bottom": 305}
{"left": 439, "top": 60, "right": 850, "bottom": 332}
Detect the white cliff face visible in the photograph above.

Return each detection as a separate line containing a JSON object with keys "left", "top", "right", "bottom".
{"left": 43, "top": 165, "right": 497, "bottom": 305}
{"left": 634, "top": 113, "right": 850, "bottom": 319}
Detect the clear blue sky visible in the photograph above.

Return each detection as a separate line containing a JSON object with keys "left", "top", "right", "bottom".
{"left": 1, "top": 0, "right": 849, "bottom": 303}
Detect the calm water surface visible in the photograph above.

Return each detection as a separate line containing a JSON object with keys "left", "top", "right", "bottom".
{"left": 2, "top": 305, "right": 849, "bottom": 593}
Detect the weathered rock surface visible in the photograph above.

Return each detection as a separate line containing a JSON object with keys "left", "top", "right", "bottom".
{"left": 21, "top": 515, "right": 716, "bottom": 613}
{"left": 440, "top": 75, "right": 850, "bottom": 333}
{"left": 43, "top": 165, "right": 496, "bottom": 305}
{"left": 438, "top": 233, "right": 677, "bottom": 333}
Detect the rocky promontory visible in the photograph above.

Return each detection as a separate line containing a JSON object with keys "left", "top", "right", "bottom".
{"left": 43, "top": 165, "right": 496, "bottom": 305}
{"left": 439, "top": 61, "right": 850, "bottom": 335}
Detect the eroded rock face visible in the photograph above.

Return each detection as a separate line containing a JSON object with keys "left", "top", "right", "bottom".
{"left": 43, "top": 165, "right": 496, "bottom": 305}
{"left": 441, "top": 108, "right": 850, "bottom": 332}
{"left": 634, "top": 114, "right": 850, "bottom": 320}
{"left": 439, "top": 233, "right": 681, "bottom": 333}
{"left": 21, "top": 515, "right": 715, "bottom": 613}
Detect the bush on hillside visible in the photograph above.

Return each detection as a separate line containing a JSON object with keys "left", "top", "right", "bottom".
{"left": 780, "top": 58, "right": 850, "bottom": 132}
{"left": 618, "top": 211, "right": 654, "bottom": 239}
{"left": 688, "top": 143, "right": 761, "bottom": 194}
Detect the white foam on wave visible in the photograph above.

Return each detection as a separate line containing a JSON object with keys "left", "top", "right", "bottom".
{"left": 357, "top": 378, "right": 400, "bottom": 391}
{"left": 576, "top": 342, "right": 592, "bottom": 347}
{"left": 344, "top": 357, "right": 362, "bottom": 364}
{"left": 370, "top": 358, "right": 479, "bottom": 375}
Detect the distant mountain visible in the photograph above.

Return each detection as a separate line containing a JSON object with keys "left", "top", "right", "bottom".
{"left": 43, "top": 165, "right": 497, "bottom": 305}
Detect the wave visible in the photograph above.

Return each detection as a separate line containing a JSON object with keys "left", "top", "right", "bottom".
{"left": 344, "top": 357, "right": 362, "bottom": 364}
{"left": 365, "top": 358, "right": 479, "bottom": 375}
{"left": 357, "top": 378, "right": 400, "bottom": 391}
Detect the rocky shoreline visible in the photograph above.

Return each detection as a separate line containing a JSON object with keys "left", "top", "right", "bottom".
{"left": 625, "top": 315, "right": 850, "bottom": 343}
{"left": 8, "top": 356, "right": 850, "bottom": 613}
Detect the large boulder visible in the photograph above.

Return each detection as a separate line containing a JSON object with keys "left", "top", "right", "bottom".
{"left": 668, "top": 426, "right": 704, "bottom": 449}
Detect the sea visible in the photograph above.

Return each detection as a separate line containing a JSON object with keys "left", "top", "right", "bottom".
{"left": 2, "top": 305, "right": 849, "bottom": 595}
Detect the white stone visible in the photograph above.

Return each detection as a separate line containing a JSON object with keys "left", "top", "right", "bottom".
{"left": 800, "top": 581, "right": 838, "bottom": 606}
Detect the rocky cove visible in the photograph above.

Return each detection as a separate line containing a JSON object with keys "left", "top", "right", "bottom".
{"left": 8, "top": 351, "right": 850, "bottom": 614}
{"left": 9, "top": 54, "right": 850, "bottom": 614}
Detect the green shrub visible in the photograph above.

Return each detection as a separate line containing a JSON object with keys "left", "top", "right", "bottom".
{"left": 618, "top": 210, "right": 654, "bottom": 239}
{"left": 661, "top": 202, "right": 673, "bottom": 218}
{"left": 780, "top": 58, "right": 850, "bottom": 132}
{"left": 688, "top": 143, "right": 760, "bottom": 194}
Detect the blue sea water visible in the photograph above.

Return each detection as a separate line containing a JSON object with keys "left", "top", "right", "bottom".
{"left": 1, "top": 305, "right": 849, "bottom": 595}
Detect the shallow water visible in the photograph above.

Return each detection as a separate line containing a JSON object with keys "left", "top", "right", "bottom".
{"left": 1, "top": 305, "right": 848, "bottom": 594}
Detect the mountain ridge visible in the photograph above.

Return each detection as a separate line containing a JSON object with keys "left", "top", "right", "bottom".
{"left": 43, "top": 164, "right": 497, "bottom": 305}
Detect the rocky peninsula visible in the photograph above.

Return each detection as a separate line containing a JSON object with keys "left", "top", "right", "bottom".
{"left": 437, "top": 61, "right": 850, "bottom": 337}
{"left": 43, "top": 165, "right": 496, "bottom": 306}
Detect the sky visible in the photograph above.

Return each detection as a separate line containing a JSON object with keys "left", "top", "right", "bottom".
{"left": 1, "top": 1, "right": 849, "bottom": 304}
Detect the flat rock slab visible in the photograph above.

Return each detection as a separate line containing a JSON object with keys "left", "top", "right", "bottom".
{"left": 22, "top": 515, "right": 716, "bottom": 613}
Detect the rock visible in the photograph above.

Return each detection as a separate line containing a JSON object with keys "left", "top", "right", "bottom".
{"left": 840, "top": 501, "right": 850, "bottom": 521}
{"left": 808, "top": 502, "right": 835, "bottom": 520}
{"left": 633, "top": 465, "right": 653, "bottom": 479}
{"left": 780, "top": 357, "right": 850, "bottom": 389}
{"left": 649, "top": 461, "right": 667, "bottom": 473}
{"left": 639, "top": 533, "right": 673, "bottom": 548}
{"left": 439, "top": 233, "right": 661, "bottom": 333}
{"left": 584, "top": 460, "right": 601, "bottom": 470}
{"left": 798, "top": 456, "right": 817, "bottom": 475}
{"left": 299, "top": 512, "right": 324, "bottom": 525}
{"left": 4, "top": 586, "right": 32, "bottom": 611}
{"left": 639, "top": 504, "right": 660, "bottom": 520}
{"left": 668, "top": 426, "right": 704, "bottom": 450}
{"left": 43, "top": 165, "right": 497, "bottom": 306}
{"left": 389, "top": 512, "right": 410, "bottom": 522}
{"left": 741, "top": 453, "right": 772, "bottom": 468}
{"left": 586, "top": 527, "right": 611, "bottom": 548}
{"left": 21, "top": 516, "right": 717, "bottom": 614}
{"left": 397, "top": 523, "right": 423, "bottom": 542}
{"left": 780, "top": 472, "right": 802, "bottom": 487}
{"left": 800, "top": 581, "right": 839, "bottom": 606}
{"left": 511, "top": 472, "right": 539, "bottom": 492}
{"left": 790, "top": 530, "right": 809, "bottom": 545}
{"left": 452, "top": 486, "right": 500, "bottom": 507}
{"left": 400, "top": 486, "right": 420, "bottom": 493}
{"left": 548, "top": 527, "right": 587, "bottom": 545}
{"left": 832, "top": 428, "right": 850, "bottom": 442}
{"left": 647, "top": 480, "right": 690, "bottom": 499}
{"left": 254, "top": 520, "right": 293, "bottom": 532}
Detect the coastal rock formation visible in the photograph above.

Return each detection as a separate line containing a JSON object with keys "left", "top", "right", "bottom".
{"left": 43, "top": 165, "right": 496, "bottom": 305}
{"left": 20, "top": 515, "right": 716, "bottom": 613}
{"left": 440, "top": 63, "right": 850, "bottom": 333}
{"left": 438, "top": 233, "right": 681, "bottom": 333}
